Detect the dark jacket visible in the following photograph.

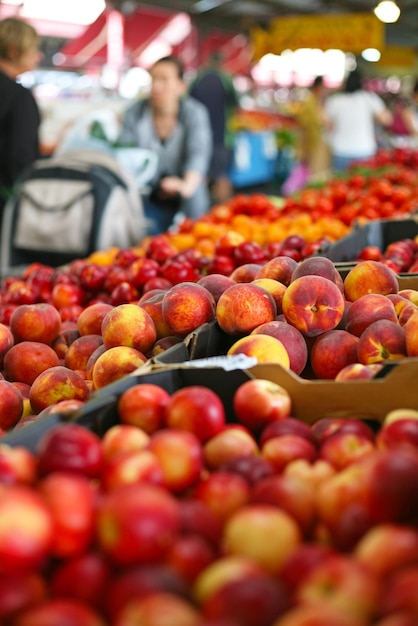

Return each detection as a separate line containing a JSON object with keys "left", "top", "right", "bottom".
{"left": 0, "top": 70, "right": 40, "bottom": 206}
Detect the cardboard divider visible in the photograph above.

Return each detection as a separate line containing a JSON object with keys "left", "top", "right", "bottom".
{"left": 149, "top": 320, "right": 418, "bottom": 425}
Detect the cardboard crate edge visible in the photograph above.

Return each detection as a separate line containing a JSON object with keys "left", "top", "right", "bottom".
{"left": 134, "top": 355, "right": 418, "bottom": 425}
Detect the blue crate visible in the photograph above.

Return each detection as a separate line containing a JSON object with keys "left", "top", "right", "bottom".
{"left": 230, "top": 130, "right": 278, "bottom": 188}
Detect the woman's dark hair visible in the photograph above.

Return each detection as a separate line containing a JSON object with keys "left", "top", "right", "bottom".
{"left": 152, "top": 55, "right": 185, "bottom": 80}
{"left": 344, "top": 69, "right": 363, "bottom": 93}
{"left": 312, "top": 75, "right": 324, "bottom": 89}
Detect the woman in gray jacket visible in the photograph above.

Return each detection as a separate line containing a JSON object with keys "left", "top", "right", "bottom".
{"left": 118, "top": 55, "right": 213, "bottom": 235}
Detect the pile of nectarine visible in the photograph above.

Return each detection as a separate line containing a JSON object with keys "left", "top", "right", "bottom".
{"left": 2, "top": 252, "right": 418, "bottom": 433}
{"left": 1, "top": 377, "right": 418, "bottom": 625}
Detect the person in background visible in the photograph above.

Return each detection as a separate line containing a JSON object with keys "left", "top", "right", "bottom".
{"left": 118, "top": 55, "right": 213, "bottom": 235}
{"left": 296, "top": 75, "right": 330, "bottom": 182}
{"left": 0, "top": 17, "right": 42, "bottom": 216}
{"left": 189, "top": 52, "right": 239, "bottom": 203}
{"left": 325, "top": 68, "right": 393, "bottom": 172}
{"left": 387, "top": 79, "right": 418, "bottom": 148}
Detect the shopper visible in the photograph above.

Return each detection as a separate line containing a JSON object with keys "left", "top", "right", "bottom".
{"left": 387, "top": 80, "right": 418, "bottom": 148}
{"left": 0, "top": 17, "right": 42, "bottom": 217}
{"left": 325, "top": 69, "right": 393, "bottom": 172}
{"left": 118, "top": 55, "right": 213, "bottom": 235}
{"left": 296, "top": 76, "right": 330, "bottom": 181}
{"left": 189, "top": 52, "right": 239, "bottom": 203}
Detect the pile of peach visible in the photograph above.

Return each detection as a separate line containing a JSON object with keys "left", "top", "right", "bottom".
{"left": 1, "top": 378, "right": 418, "bottom": 625}
{"left": 1, "top": 253, "right": 418, "bottom": 435}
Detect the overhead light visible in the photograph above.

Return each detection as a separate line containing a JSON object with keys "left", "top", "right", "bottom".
{"left": 373, "top": 1, "right": 401, "bottom": 24}
{"left": 361, "top": 48, "right": 381, "bottom": 62}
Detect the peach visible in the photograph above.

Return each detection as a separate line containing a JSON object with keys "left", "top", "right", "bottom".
{"left": 383, "top": 408, "right": 418, "bottom": 426}
{"left": 117, "top": 383, "right": 171, "bottom": 434}
{"left": 357, "top": 319, "right": 406, "bottom": 365}
{"left": 334, "top": 362, "right": 383, "bottom": 381}
{"left": 0, "top": 443, "right": 37, "bottom": 485}
{"left": 101, "top": 449, "right": 165, "bottom": 492}
{"left": 12, "top": 380, "right": 32, "bottom": 423}
{"left": 29, "top": 366, "right": 90, "bottom": 414}
{"left": 295, "top": 554, "right": 380, "bottom": 622}
{"left": 64, "top": 335, "right": 103, "bottom": 372}
{"left": 229, "top": 263, "right": 263, "bottom": 283}
{"left": 194, "top": 472, "right": 251, "bottom": 524}
{"left": 96, "top": 484, "right": 180, "bottom": 566}
{"left": 91, "top": 346, "right": 147, "bottom": 390}
{"left": 398, "top": 288, "right": 418, "bottom": 306}
{"left": 101, "top": 303, "right": 157, "bottom": 354}
{"left": 252, "top": 278, "right": 287, "bottom": 314}
{"left": 77, "top": 302, "right": 113, "bottom": 337}
{"left": 3, "top": 341, "right": 60, "bottom": 385}
{"left": 216, "top": 283, "right": 277, "bottom": 335}
{"left": 319, "top": 432, "right": 376, "bottom": 470}
{"left": 140, "top": 293, "right": 174, "bottom": 340}
{"left": 398, "top": 303, "right": 418, "bottom": 326}
{"left": 0, "top": 381, "right": 24, "bottom": 430}
{"left": 250, "top": 473, "right": 316, "bottom": 537}
{"left": 115, "top": 592, "right": 200, "bottom": 626}
{"left": 0, "top": 323, "right": 14, "bottom": 367}
{"left": 261, "top": 434, "right": 317, "bottom": 473}
{"left": 291, "top": 256, "right": 344, "bottom": 292}
{"left": 233, "top": 378, "right": 292, "bottom": 433}
{"left": 0, "top": 485, "right": 54, "bottom": 575}
{"left": 310, "top": 330, "right": 359, "bottom": 379}
{"left": 343, "top": 260, "right": 399, "bottom": 302}
{"left": 164, "top": 386, "right": 226, "bottom": 443}
{"left": 193, "top": 555, "right": 266, "bottom": 606}
{"left": 51, "top": 328, "right": 80, "bottom": 360}
{"left": 161, "top": 282, "right": 216, "bottom": 337}
{"left": 345, "top": 293, "right": 398, "bottom": 337}
{"left": 252, "top": 320, "right": 308, "bottom": 375}
{"left": 9, "top": 303, "right": 62, "bottom": 345}
{"left": 404, "top": 311, "right": 418, "bottom": 357}
{"left": 100, "top": 424, "right": 150, "bottom": 462}
{"left": 282, "top": 275, "right": 345, "bottom": 337}
{"left": 197, "top": 274, "right": 236, "bottom": 303}
{"left": 355, "top": 524, "right": 418, "bottom": 579}
{"left": 148, "top": 429, "right": 204, "bottom": 494}
{"left": 255, "top": 256, "right": 298, "bottom": 286}
{"left": 149, "top": 336, "right": 183, "bottom": 358}
{"left": 201, "top": 572, "right": 290, "bottom": 625}
{"left": 222, "top": 504, "right": 301, "bottom": 573}
{"left": 227, "top": 334, "right": 290, "bottom": 367}
{"left": 203, "top": 425, "right": 259, "bottom": 471}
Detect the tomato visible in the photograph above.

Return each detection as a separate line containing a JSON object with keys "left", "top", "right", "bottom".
{"left": 337, "top": 205, "right": 359, "bottom": 226}
{"left": 348, "top": 174, "right": 367, "bottom": 189}
{"left": 378, "top": 201, "right": 396, "bottom": 218}
{"left": 315, "top": 196, "right": 334, "bottom": 214}
{"left": 356, "top": 246, "right": 383, "bottom": 262}
{"left": 330, "top": 182, "right": 349, "bottom": 208}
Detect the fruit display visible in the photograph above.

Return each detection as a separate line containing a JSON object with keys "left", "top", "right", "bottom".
{"left": 0, "top": 251, "right": 418, "bottom": 439}
{"left": 1, "top": 375, "right": 418, "bottom": 625}
{"left": 1, "top": 147, "right": 418, "bottom": 623}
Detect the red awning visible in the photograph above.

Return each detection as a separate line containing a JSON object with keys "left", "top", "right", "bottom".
{"left": 199, "top": 30, "right": 253, "bottom": 76}
{"left": 57, "top": 5, "right": 181, "bottom": 69}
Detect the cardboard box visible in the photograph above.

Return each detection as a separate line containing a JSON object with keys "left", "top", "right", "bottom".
{"left": 4, "top": 327, "right": 418, "bottom": 450}
{"left": 0, "top": 359, "right": 253, "bottom": 451}
{"left": 153, "top": 321, "right": 418, "bottom": 426}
